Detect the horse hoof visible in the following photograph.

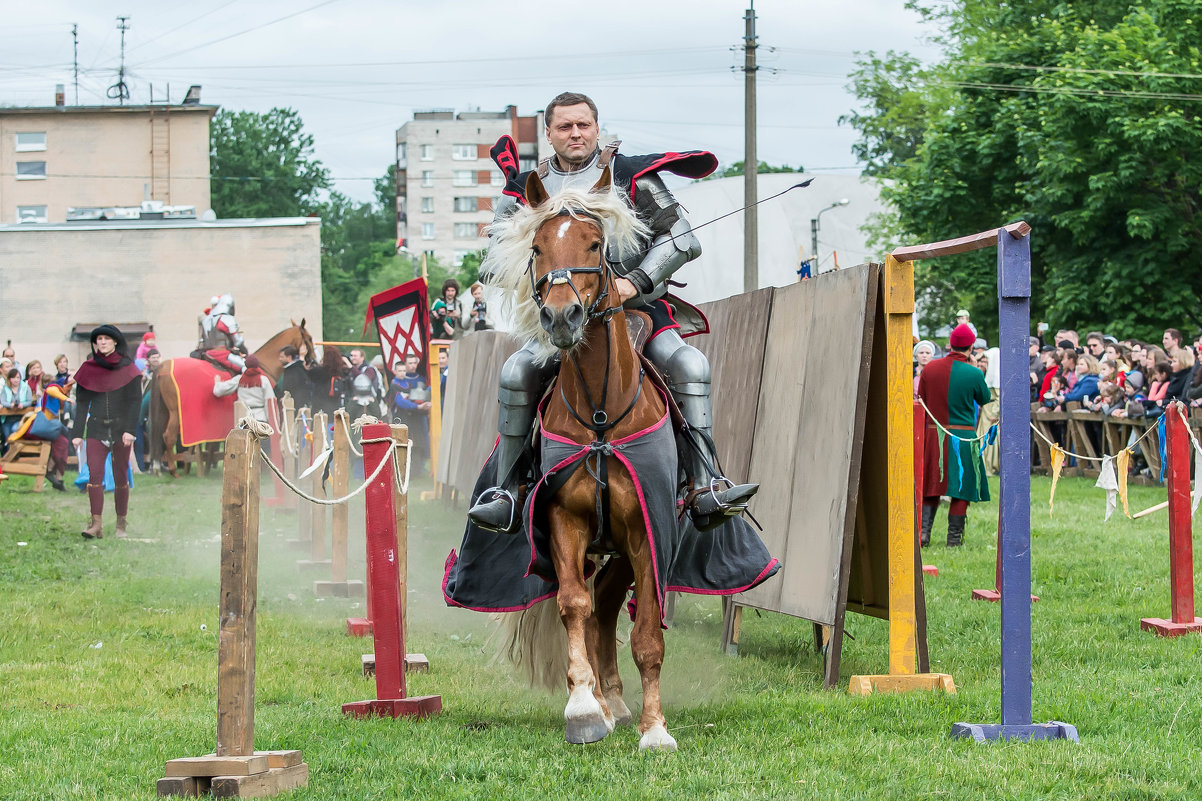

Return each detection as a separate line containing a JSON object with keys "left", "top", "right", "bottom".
{"left": 606, "top": 693, "right": 633, "bottom": 727}
{"left": 564, "top": 686, "right": 610, "bottom": 744}
{"left": 565, "top": 716, "right": 610, "bottom": 744}
{"left": 639, "top": 725, "right": 677, "bottom": 752}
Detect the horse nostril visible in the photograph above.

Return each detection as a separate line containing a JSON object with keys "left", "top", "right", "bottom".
{"left": 565, "top": 303, "right": 585, "bottom": 329}
{"left": 540, "top": 306, "right": 555, "bottom": 331}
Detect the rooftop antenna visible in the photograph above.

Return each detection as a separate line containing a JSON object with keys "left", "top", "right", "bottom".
{"left": 106, "top": 16, "right": 131, "bottom": 105}
{"left": 71, "top": 23, "right": 79, "bottom": 105}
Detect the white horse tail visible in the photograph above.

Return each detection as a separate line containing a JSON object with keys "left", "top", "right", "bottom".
{"left": 491, "top": 593, "right": 574, "bottom": 693}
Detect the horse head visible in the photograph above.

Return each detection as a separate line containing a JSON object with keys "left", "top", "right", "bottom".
{"left": 523, "top": 168, "right": 646, "bottom": 351}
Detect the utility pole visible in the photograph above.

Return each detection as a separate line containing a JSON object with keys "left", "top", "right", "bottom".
{"left": 742, "top": 3, "right": 758, "bottom": 293}
{"left": 108, "top": 16, "right": 131, "bottom": 105}
{"left": 71, "top": 24, "right": 79, "bottom": 105}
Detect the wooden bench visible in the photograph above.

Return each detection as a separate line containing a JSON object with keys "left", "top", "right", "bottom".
{"left": 0, "top": 438, "right": 52, "bottom": 491}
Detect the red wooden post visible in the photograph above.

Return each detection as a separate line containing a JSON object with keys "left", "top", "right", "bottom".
{"left": 342, "top": 422, "right": 441, "bottom": 718}
{"left": 1141, "top": 401, "right": 1202, "bottom": 636}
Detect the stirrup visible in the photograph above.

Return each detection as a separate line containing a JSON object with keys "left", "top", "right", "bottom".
{"left": 684, "top": 478, "right": 758, "bottom": 532}
{"left": 468, "top": 487, "right": 521, "bottom": 534}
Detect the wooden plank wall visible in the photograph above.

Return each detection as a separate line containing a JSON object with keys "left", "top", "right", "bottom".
{"left": 694, "top": 287, "right": 776, "bottom": 484}
{"left": 734, "top": 265, "right": 875, "bottom": 625}
{"left": 438, "top": 332, "right": 521, "bottom": 495}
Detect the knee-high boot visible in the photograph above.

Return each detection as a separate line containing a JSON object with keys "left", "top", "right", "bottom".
{"left": 82, "top": 484, "right": 104, "bottom": 539}
{"left": 114, "top": 486, "right": 130, "bottom": 538}
{"left": 920, "top": 502, "right": 937, "bottom": 547}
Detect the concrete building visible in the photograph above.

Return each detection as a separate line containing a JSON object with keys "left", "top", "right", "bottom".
{"left": 395, "top": 106, "right": 547, "bottom": 268}
{"left": 0, "top": 87, "right": 217, "bottom": 225}
{"left": 0, "top": 218, "right": 322, "bottom": 367}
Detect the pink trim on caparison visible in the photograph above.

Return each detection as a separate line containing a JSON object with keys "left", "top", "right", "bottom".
{"left": 667, "top": 558, "right": 780, "bottom": 596}
{"left": 613, "top": 449, "right": 665, "bottom": 622}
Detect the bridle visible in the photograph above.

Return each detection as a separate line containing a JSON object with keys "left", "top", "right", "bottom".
{"left": 527, "top": 209, "right": 647, "bottom": 548}
{"left": 526, "top": 210, "right": 620, "bottom": 324}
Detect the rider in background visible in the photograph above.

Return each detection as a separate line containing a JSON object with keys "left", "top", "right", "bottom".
{"left": 468, "top": 91, "right": 758, "bottom": 533}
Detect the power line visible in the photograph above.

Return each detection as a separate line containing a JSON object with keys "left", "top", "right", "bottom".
{"left": 137, "top": 0, "right": 343, "bottom": 66}
{"left": 128, "top": 1, "right": 240, "bottom": 54}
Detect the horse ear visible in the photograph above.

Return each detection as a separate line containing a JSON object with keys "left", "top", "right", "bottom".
{"left": 299, "top": 318, "right": 306, "bottom": 329}
{"left": 590, "top": 165, "right": 613, "bottom": 194}
{"left": 525, "top": 172, "right": 549, "bottom": 208}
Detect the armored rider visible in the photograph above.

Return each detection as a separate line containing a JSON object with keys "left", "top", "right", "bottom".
{"left": 468, "top": 91, "right": 758, "bottom": 534}
{"left": 199, "top": 293, "right": 247, "bottom": 371}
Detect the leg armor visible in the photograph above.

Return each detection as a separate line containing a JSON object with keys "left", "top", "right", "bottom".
{"left": 643, "top": 330, "right": 758, "bottom": 529}
{"left": 468, "top": 340, "right": 558, "bottom": 532}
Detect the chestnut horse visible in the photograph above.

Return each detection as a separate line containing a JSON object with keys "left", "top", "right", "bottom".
{"left": 149, "top": 320, "right": 315, "bottom": 476}
{"left": 492, "top": 170, "right": 681, "bottom": 751}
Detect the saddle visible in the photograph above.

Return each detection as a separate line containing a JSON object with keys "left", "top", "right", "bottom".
{"left": 189, "top": 348, "right": 241, "bottom": 374}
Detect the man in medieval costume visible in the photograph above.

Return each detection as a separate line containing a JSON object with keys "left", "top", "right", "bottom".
{"left": 916, "top": 322, "right": 991, "bottom": 547}
{"left": 468, "top": 91, "right": 758, "bottom": 534}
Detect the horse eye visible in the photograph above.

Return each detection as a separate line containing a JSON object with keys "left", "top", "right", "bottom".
{"left": 532, "top": 246, "right": 542, "bottom": 256}
{"left": 589, "top": 242, "right": 601, "bottom": 251}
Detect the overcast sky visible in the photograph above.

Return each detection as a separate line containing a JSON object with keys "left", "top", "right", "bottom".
{"left": 1, "top": 1, "right": 941, "bottom": 204}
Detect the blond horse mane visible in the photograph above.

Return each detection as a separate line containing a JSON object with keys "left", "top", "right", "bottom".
{"left": 482, "top": 186, "right": 650, "bottom": 364}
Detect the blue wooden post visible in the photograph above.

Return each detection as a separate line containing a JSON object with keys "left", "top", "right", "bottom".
{"left": 950, "top": 228, "right": 1078, "bottom": 743}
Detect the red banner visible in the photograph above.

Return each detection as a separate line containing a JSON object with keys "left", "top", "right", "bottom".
{"left": 364, "top": 278, "right": 430, "bottom": 376}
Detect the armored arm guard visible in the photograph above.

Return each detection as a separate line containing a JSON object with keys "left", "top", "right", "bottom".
{"left": 622, "top": 173, "right": 701, "bottom": 305}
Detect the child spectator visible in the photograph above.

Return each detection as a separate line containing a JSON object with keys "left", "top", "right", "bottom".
{"left": 1, "top": 367, "right": 34, "bottom": 450}
{"left": 386, "top": 353, "right": 432, "bottom": 466}
{"left": 1147, "top": 362, "right": 1172, "bottom": 411}
{"left": 136, "top": 332, "right": 157, "bottom": 363}
{"left": 24, "top": 360, "right": 44, "bottom": 401}
{"left": 1062, "top": 353, "right": 1100, "bottom": 405}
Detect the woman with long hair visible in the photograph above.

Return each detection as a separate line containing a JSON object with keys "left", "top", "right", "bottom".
{"left": 71, "top": 325, "right": 143, "bottom": 539}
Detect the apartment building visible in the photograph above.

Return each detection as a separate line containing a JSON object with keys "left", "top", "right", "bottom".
{"left": 395, "top": 105, "right": 547, "bottom": 267}
{"left": 0, "top": 86, "right": 217, "bottom": 224}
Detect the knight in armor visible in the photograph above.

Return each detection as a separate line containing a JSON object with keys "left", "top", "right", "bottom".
{"left": 199, "top": 294, "right": 247, "bottom": 371}
{"left": 345, "top": 348, "right": 383, "bottom": 422}
{"left": 468, "top": 91, "right": 758, "bottom": 534}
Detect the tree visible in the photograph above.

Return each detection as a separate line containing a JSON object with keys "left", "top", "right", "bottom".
{"left": 706, "top": 160, "right": 804, "bottom": 179}
{"left": 844, "top": 1, "right": 1202, "bottom": 340}
{"left": 210, "top": 108, "right": 331, "bottom": 218}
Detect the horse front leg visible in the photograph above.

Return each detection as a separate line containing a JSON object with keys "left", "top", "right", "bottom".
{"left": 591, "top": 555, "right": 634, "bottom": 727}
{"left": 549, "top": 505, "right": 610, "bottom": 744}
{"left": 629, "top": 549, "right": 675, "bottom": 752}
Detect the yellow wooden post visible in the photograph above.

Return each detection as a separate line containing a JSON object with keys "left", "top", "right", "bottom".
{"left": 427, "top": 341, "right": 446, "bottom": 481}
{"left": 885, "top": 253, "right": 917, "bottom": 676}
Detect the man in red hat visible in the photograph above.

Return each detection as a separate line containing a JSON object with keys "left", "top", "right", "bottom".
{"left": 916, "top": 323, "right": 991, "bottom": 546}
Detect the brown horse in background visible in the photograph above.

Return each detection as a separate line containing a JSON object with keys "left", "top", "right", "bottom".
{"left": 494, "top": 170, "right": 680, "bottom": 751}
{"left": 149, "top": 320, "right": 315, "bottom": 476}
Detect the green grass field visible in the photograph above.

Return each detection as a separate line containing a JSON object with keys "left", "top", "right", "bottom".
{"left": 1, "top": 467, "right": 1199, "bottom": 800}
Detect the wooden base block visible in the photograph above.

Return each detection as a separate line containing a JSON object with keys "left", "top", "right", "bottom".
{"left": 950, "top": 721, "right": 1079, "bottom": 743}
{"left": 361, "top": 653, "right": 429, "bottom": 677}
{"left": 419, "top": 490, "right": 437, "bottom": 502}
{"left": 165, "top": 755, "right": 268, "bottom": 778}
{"left": 342, "top": 695, "right": 442, "bottom": 719}
{"left": 346, "top": 618, "right": 373, "bottom": 637}
{"left": 159, "top": 754, "right": 307, "bottom": 798}
{"left": 971, "top": 589, "right": 1040, "bottom": 602}
{"left": 1140, "top": 617, "right": 1202, "bottom": 637}
{"left": 295, "top": 559, "right": 331, "bottom": 573}
{"left": 922, "top": 564, "right": 938, "bottom": 577}
{"left": 313, "top": 580, "right": 365, "bottom": 598}
{"left": 847, "top": 673, "right": 956, "bottom": 696}
{"left": 286, "top": 538, "right": 309, "bottom": 551}
{"left": 210, "top": 764, "right": 308, "bottom": 798}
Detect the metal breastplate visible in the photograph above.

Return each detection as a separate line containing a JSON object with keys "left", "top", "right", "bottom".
{"left": 537, "top": 150, "right": 608, "bottom": 196}
{"left": 350, "top": 372, "right": 375, "bottom": 404}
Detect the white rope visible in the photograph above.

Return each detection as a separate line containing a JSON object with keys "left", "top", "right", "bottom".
{"left": 339, "top": 412, "right": 364, "bottom": 457}
{"left": 916, "top": 396, "right": 995, "bottom": 444}
{"left": 1029, "top": 412, "right": 1159, "bottom": 463}
{"left": 258, "top": 438, "right": 393, "bottom": 506}
{"left": 280, "top": 405, "right": 297, "bottom": 457}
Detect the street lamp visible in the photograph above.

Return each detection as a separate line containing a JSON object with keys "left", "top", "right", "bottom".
{"left": 810, "top": 198, "right": 850, "bottom": 274}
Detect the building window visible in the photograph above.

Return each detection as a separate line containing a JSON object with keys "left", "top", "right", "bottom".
{"left": 452, "top": 144, "right": 476, "bottom": 161}
{"left": 17, "top": 205, "right": 47, "bottom": 223}
{"left": 420, "top": 144, "right": 433, "bottom": 161}
{"left": 16, "top": 161, "right": 47, "bottom": 180}
{"left": 452, "top": 170, "right": 474, "bottom": 187}
{"left": 519, "top": 157, "right": 537, "bottom": 172}
{"left": 15, "top": 132, "right": 46, "bottom": 152}
{"left": 421, "top": 223, "right": 435, "bottom": 240}
{"left": 453, "top": 250, "right": 470, "bottom": 266}
{"left": 490, "top": 170, "right": 505, "bottom": 187}
{"left": 396, "top": 142, "right": 406, "bottom": 164}
{"left": 453, "top": 196, "right": 475, "bottom": 213}
{"left": 421, "top": 170, "right": 434, "bottom": 187}
{"left": 421, "top": 196, "right": 435, "bottom": 213}
{"left": 453, "top": 222, "right": 477, "bottom": 239}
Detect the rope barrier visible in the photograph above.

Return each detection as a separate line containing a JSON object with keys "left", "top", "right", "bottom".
{"left": 238, "top": 416, "right": 412, "bottom": 505}
{"left": 280, "top": 404, "right": 297, "bottom": 458}
{"left": 1028, "top": 412, "right": 1159, "bottom": 463}
{"left": 340, "top": 412, "right": 364, "bottom": 457}
{"left": 916, "top": 396, "right": 995, "bottom": 444}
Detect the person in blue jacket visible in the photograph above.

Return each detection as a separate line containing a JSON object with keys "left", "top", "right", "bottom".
{"left": 1061, "top": 353, "right": 1101, "bottom": 405}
